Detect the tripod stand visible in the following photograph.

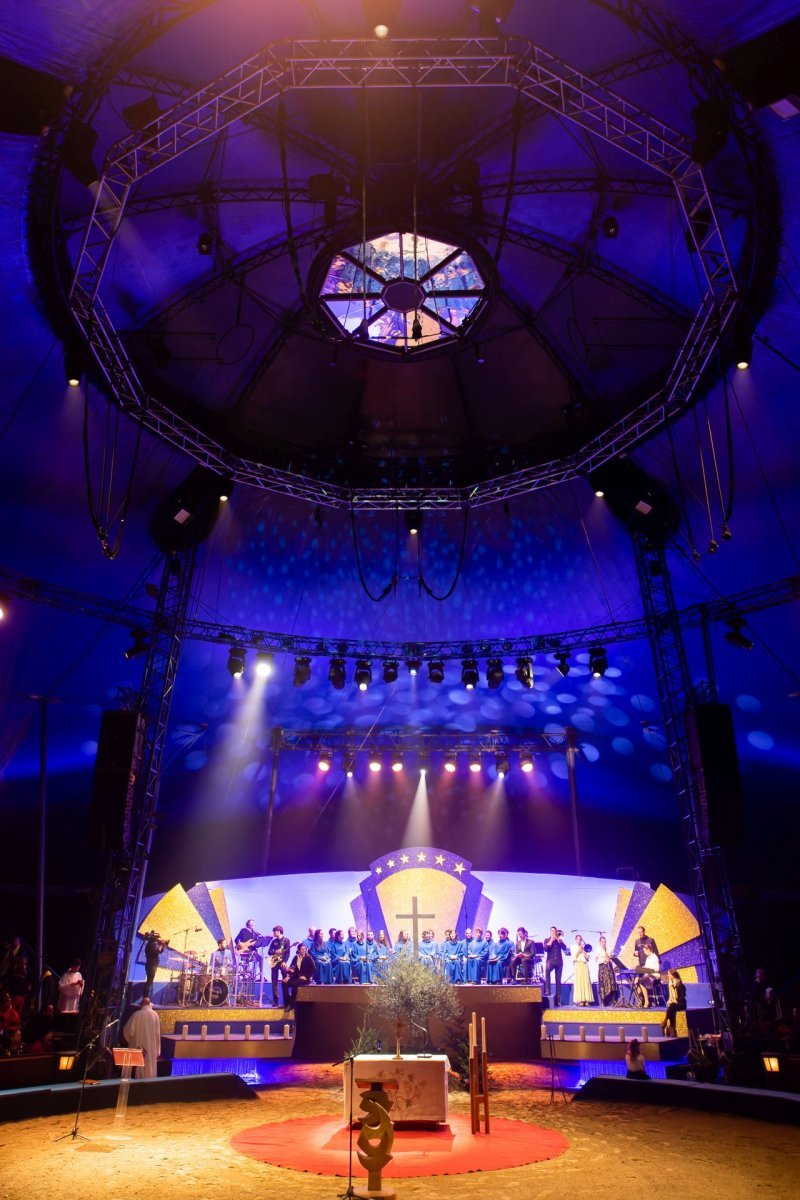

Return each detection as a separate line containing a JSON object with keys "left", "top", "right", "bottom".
{"left": 337, "top": 1053, "right": 358, "bottom": 1199}
{"left": 54, "top": 1017, "right": 118, "bottom": 1144}
{"left": 546, "top": 1032, "right": 569, "bottom": 1105}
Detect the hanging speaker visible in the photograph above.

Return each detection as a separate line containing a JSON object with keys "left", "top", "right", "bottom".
{"left": 685, "top": 702, "right": 745, "bottom": 848}
{"left": 89, "top": 710, "right": 145, "bottom": 852}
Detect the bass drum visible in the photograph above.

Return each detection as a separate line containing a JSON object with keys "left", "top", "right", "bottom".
{"left": 202, "top": 978, "right": 229, "bottom": 1007}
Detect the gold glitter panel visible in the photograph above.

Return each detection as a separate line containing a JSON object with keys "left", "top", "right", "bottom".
{"left": 610, "top": 887, "right": 632, "bottom": 952}
{"left": 543, "top": 1008, "right": 688, "bottom": 1035}
{"left": 139, "top": 883, "right": 218, "bottom": 974}
{"left": 375, "top": 867, "right": 466, "bottom": 944}
{"left": 209, "top": 886, "right": 233, "bottom": 947}
{"left": 618, "top": 884, "right": 700, "bottom": 964}
{"left": 156, "top": 1006, "right": 284, "bottom": 1033}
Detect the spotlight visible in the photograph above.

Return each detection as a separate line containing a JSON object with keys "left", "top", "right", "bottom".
{"left": 469, "top": 752, "right": 482, "bottom": 774}
{"left": 0, "top": 594, "right": 8, "bottom": 621}
{"left": 124, "top": 627, "right": 150, "bottom": 660}
{"left": 122, "top": 96, "right": 161, "bottom": 131}
{"left": 461, "top": 659, "right": 479, "bottom": 690}
{"left": 724, "top": 615, "right": 754, "bottom": 651}
{"left": 369, "top": 755, "right": 382, "bottom": 773}
{"left": 444, "top": 752, "right": 457, "bottom": 774}
{"left": 733, "top": 325, "right": 753, "bottom": 370}
{"left": 197, "top": 231, "right": 214, "bottom": 256}
{"left": 355, "top": 660, "right": 372, "bottom": 691}
{"left": 346, "top": 764, "right": 355, "bottom": 779}
{"left": 520, "top": 752, "right": 534, "bottom": 773}
{"left": 364, "top": 1, "right": 400, "bottom": 40}
{"left": 486, "top": 659, "right": 505, "bottom": 689}
{"left": 293, "top": 656, "right": 312, "bottom": 687}
{"left": 329, "top": 657, "right": 346, "bottom": 689}
{"left": 472, "top": 1, "right": 516, "bottom": 35}
{"left": 589, "top": 646, "right": 608, "bottom": 678}
{"left": 594, "top": 487, "right": 605, "bottom": 498}
{"left": 383, "top": 659, "right": 399, "bottom": 684}
{"left": 60, "top": 119, "right": 99, "bottom": 186}
{"left": 690, "top": 98, "right": 731, "bottom": 166}
{"left": 514, "top": 657, "right": 533, "bottom": 688}
{"left": 600, "top": 215, "right": 618, "bottom": 239}
{"left": 405, "top": 510, "right": 422, "bottom": 536}
{"left": 495, "top": 753, "right": 509, "bottom": 779}
{"left": 419, "top": 753, "right": 429, "bottom": 776}
{"left": 555, "top": 652, "right": 570, "bottom": 678}
{"left": 406, "top": 658, "right": 421, "bottom": 677}
{"left": 217, "top": 477, "right": 233, "bottom": 503}
{"left": 64, "top": 342, "right": 83, "bottom": 388}
{"left": 391, "top": 754, "right": 403, "bottom": 773}
{"left": 255, "top": 651, "right": 273, "bottom": 679}
{"left": 411, "top": 314, "right": 423, "bottom": 342}
{"left": 318, "top": 749, "right": 332, "bottom": 772}
{"left": 428, "top": 659, "right": 445, "bottom": 684}
{"left": 227, "top": 647, "right": 246, "bottom": 679}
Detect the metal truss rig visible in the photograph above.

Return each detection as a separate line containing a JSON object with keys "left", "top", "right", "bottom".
{"left": 68, "top": 36, "right": 739, "bottom": 510}
{"left": 278, "top": 729, "right": 569, "bottom": 757}
{"left": 2, "top": 566, "right": 797, "bottom": 665}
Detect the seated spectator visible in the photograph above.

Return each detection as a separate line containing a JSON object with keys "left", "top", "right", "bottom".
{"left": 0, "top": 989, "right": 21, "bottom": 1045}
{"left": 625, "top": 1037, "right": 649, "bottom": 1079}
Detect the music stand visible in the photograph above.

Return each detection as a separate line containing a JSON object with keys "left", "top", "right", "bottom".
{"left": 111, "top": 1047, "right": 144, "bottom": 1131}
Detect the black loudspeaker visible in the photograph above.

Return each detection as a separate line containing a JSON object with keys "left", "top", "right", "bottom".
{"left": 89, "top": 710, "right": 145, "bottom": 851}
{"left": 717, "top": 18, "right": 800, "bottom": 112}
{"left": 685, "top": 702, "right": 745, "bottom": 848}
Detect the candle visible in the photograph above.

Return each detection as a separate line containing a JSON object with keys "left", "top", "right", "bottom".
{"left": 618, "top": 1027, "right": 625, "bottom": 1042}
{"left": 481, "top": 1016, "right": 487, "bottom": 1054}
{"left": 224, "top": 1024, "right": 230, "bottom": 1041}
{"left": 181, "top": 1024, "right": 188, "bottom": 1040}
{"left": 201, "top": 1024, "right": 207, "bottom": 1041}
{"left": 283, "top": 1023, "right": 291, "bottom": 1039}
{"left": 263, "top": 1024, "right": 270, "bottom": 1040}
{"left": 244, "top": 1025, "right": 251, "bottom": 1040}
{"left": 558, "top": 1024, "right": 565, "bottom": 1040}
{"left": 579, "top": 1025, "right": 586, "bottom": 1042}
{"left": 642, "top": 1027, "right": 649, "bottom": 1042}
{"left": 598, "top": 1026, "right": 606, "bottom": 1043}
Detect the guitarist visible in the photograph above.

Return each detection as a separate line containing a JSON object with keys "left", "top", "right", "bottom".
{"left": 267, "top": 925, "right": 291, "bottom": 1006}
{"left": 234, "top": 919, "right": 261, "bottom": 953}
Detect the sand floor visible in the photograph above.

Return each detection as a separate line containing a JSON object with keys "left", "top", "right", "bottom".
{"left": 0, "top": 1065, "right": 796, "bottom": 1200}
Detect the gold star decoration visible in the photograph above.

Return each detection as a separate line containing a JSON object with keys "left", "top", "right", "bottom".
{"left": 435, "top": 854, "right": 445, "bottom": 865}
{"left": 454, "top": 862, "right": 465, "bottom": 875}
{"left": 387, "top": 859, "right": 395, "bottom": 868}
{"left": 400, "top": 853, "right": 410, "bottom": 864}
{"left": 417, "top": 851, "right": 427, "bottom": 862}
{"left": 375, "top": 866, "right": 382, "bottom": 875}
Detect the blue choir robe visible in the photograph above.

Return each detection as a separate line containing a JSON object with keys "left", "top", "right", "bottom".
{"left": 351, "top": 939, "right": 373, "bottom": 983}
{"left": 345, "top": 937, "right": 359, "bottom": 962}
{"left": 310, "top": 944, "right": 333, "bottom": 984}
{"left": 302, "top": 935, "right": 315, "bottom": 951}
{"left": 466, "top": 936, "right": 486, "bottom": 983}
{"left": 486, "top": 936, "right": 513, "bottom": 983}
{"left": 418, "top": 937, "right": 438, "bottom": 968}
{"left": 441, "top": 938, "right": 464, "bottom": 983}
{"left": 394, "top": 939, "right": 412, "bottom": 958}
{"left": 374, "top": 942, "right": 391, "bottom": 973}
{"left": 330, "top": 939, "right": 352, "bottom": 983}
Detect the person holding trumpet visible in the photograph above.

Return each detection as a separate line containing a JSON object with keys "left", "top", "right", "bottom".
{"left": 571, "top": 934, "right": 593, "bottom": 1005}
{"left": 544, "top": 926, "right": 569, "bottom": 1006}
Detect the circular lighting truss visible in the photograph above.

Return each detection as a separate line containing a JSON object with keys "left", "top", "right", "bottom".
{"left": 317, "top": 231, "right": 488, "bottom": 355}
{"left": 50, "top": 29, "right": 774, "bottom": 511}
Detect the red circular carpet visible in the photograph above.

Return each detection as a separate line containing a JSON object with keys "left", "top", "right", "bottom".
{"left": 231, "top": 1114, "right": 569, "bottom": 1177}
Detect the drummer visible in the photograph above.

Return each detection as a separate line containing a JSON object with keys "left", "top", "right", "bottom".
{"left": 210, "top": 938, "right": 234, "bottom": 977}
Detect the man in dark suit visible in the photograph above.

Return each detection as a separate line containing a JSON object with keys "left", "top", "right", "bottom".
{"left": 280, "top": 945, "right": 315, "bottom": 1010}
{"left": 267, "top": 925, "right": 291, "bottom": 1006}
{"left": 510, "top": 926, "right": 535, "bottom": 983}
{"left": 634, "top": 926, "right": 659, "bottom": 966}
{"left": 544, "top": 926, "right": 569, "bottom": 1006}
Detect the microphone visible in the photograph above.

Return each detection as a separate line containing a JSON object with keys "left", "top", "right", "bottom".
{"left": 194, "top": 927, "right": 202, "bottom": 932}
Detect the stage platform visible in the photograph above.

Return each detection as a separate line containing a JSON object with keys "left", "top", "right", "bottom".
{"left": 541, "top": 1004, "right": 689, "bottom": 1061}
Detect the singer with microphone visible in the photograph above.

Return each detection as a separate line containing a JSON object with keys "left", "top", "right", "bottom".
{"left": 122, "top": 996, "right": 162, "bottom": 1078}
{"left": 544, "top": 927, "right": 569, "bottom": 1006}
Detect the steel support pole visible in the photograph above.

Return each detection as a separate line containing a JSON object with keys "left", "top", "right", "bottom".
{"left": 565, "top": 726, "right": 582, "bottom": 876}
{"left": 262, "top": 728, "right": 282, "bottom": 876}
{"left": 35, "top": 697, "right": 48, "bottom": 1010}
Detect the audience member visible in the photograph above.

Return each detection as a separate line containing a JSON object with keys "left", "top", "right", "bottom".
{"left": 625, "top": 1037, "right": 649, "bottom": 1079}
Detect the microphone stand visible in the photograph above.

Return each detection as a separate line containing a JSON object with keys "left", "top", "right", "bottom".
{"left": 334, "top": 1053, "right": 358, "bottom": 1200}
{"left": 410, "top": 1018, "right": 431, "bottom": 1057}
{"left": 54, "top": 1017, "right": 118, "bottom": 1144}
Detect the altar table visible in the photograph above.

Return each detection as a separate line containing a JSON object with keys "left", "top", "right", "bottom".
{"left": 342, "top": 1053, "right": 450, "bottom": 1124}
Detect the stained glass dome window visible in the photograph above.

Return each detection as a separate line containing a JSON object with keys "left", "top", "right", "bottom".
{"left": 319, "top": 232, "right": 487, "bottom": 352}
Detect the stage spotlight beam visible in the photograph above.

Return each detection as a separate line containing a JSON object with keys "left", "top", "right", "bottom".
{"left": 589, "top": 646, "right": 608, "bottom": 678}
{"left": 461, "top": 658, "right": 479, "bottom": 690}
{"left": 255, "top": 651, "right": 273, "bottom": 679}
{"left": 355, "top": 660, "right": 372, "bottom": 691}
{"left": 406, "top": 658, "right": 421, "bottom": 676}
{"left": 520, "top": 752, "right": 534, "bottom": 773}
{"left": 405, "top": 509, "right": 423, "bottom": 536}
{"left": 226, "top": 647, "right": 246, "bottom": 679}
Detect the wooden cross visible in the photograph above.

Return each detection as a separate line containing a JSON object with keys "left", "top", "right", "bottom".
{"left": 395, "top": 896, "right": 435, "bottom": 957}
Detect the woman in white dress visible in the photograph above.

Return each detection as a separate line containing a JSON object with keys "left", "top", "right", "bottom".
{"left": 571, "top": 935, "right": 593, "bottom": 1006}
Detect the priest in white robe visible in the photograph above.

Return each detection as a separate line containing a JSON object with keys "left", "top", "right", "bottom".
{"left": 123, "top": 997, "right": 162, "bottom": 1078}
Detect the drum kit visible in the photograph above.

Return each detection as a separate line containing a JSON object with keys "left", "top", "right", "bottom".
{"left": 169, "top": 943, "right": 268, "bottom": 1008}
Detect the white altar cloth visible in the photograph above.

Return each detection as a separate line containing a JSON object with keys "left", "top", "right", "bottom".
{"left": 343, "top": 1054, "right": 450, "bottom": 1123}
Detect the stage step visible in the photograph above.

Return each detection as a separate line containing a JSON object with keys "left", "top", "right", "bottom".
{"left": 542, "top": 1006, "right": 688, "bottom": 1038}
{"left": 542, "top": 1035, "right": 688, "bottom": 1062}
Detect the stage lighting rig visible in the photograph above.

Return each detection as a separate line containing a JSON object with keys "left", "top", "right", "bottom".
{"left": 486, "top": 659, "right": 504, "bottom": 689}
{"left": 601, "top": 215, "right": 618, "bottom": 239}
{"left": 733, "top": 324, "right": 753, "bottom": 370}
{"left": 461, "top": 659, "right": 479, "bottom": 690}
{"left": 293, "top": 656, "right": 312, "bottom": 687}
{"left": 383, "top": 659, "right": 399, "bottom": 683}
{"left": 514, "top": 657, "right": 533, "bottom": 688}
{"left": 406, "top": 658, "right": 421, "bottom": 677}
{"left": 197, "top": 231, "right": 214, "bottom": 256}
{"left": 226, "top": 646, "right": 246, "bottom": 678}
{"left": 64, "top": 342, "right": 83, "bottom": 388}
{"left": 318, "top": 749, "right": 332, "bottom": 772}
{"left": 428, "top": 660, "right": 445, "bottom": 684}
{"left": 405, "top": 510, "right": 422, "bottom": 536}
{"left": 724, "top": 615, "right": 754, "bottom": 650}
{"left": 444, "top": 752, "right": 457, "bottom": 773}
{"left": 124, "top": 627, "right": 150, "bottom": 660}
{"left": 469, "top": 752, "right": 482, "bottom": 774}
{"left": 495, "top": 753, "right": 509, "bottom": 779}
{"left": 329, "top": 657, "right": 346, "bottom": 689}
{"left": 520, "top": 752, "right": 534, "bottom": 773}
{"left": 369, "top": 754, "right": 382, "bottom": 773}
{"left": 391, "top": 753, "right": 403, "bottom": 773}
{"left": 355, "top": 660, "right": 372, "bottom": 691}
{"left": 0, "top": 594, "right": 8, "bottom": 621}
{"left": 364, "top": 0, "right": 400, "bottom": 39}
{"left": 255, "top": 651, "right": 273, "bottom": 679}
{"left": 589, "top": 646, "right": 608, "bottom": 678}
{"left": 556, "top": 652, "right": 570, "bottom": 678}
